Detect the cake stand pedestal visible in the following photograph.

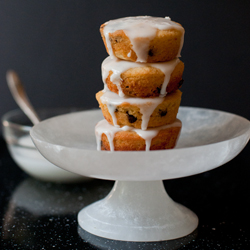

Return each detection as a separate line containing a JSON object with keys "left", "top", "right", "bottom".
{"left": 78, "top": 180, "right": 198, "bottom": 241}
{"left": 30, "top": 107, "right": 250, "bottom": 242}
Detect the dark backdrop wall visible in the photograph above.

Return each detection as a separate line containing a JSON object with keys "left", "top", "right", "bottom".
{"left": 0, "top": 0, "right": 250, "bottom": 134}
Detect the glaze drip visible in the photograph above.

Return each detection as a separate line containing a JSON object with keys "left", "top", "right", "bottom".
{"left": 103, "top": 16, "right": 184, "bottom": 62}
{"left": 100, "top": 90, "right": 164, "bottom": 130}
{"left": 95, "top": 119, "right": 182, "bottom": 151}
{"left": 102, "top": 56, "right": 180, "bottom": 97}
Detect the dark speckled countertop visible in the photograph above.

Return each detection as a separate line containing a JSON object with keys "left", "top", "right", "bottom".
{"left": 0, "top": 136, "right": 250, "bottom": 249}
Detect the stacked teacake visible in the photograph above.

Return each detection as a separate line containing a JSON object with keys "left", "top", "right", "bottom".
{"left": 95, "top": 16, "right": 185, "bottom": 151}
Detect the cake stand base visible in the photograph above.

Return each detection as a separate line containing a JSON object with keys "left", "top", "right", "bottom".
{"left": 78, "top": 180, "right": 198, "bottom": 242}
{"left": 30, "top": 107, "right": 250, "bottom": 242}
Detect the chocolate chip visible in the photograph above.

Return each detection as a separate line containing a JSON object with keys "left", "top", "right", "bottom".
{"left": 178, "top": 79, "right": 184, "bottom": 88}
{"left": 115, "top": 108, "right": 118, "bottom": 112}
{"left": 159, "top": 109, "right": 168, "bottom": 117}
{"left": 110, "top": 36, "right": 122, "bottom": 43}
{"left": 126, "top": 111, "right": 137, "bottom": 123}
{"left": 101, "top": 140, "right": 109, "bottom": 150}
{"left": 148, "top": 49, "right": 154, "bottom": 57}
{"left": 100, "top": 140, "right": 105, "bottom": 150}
{"left": 156, "top": 87, "right": 161, "bottom": 94}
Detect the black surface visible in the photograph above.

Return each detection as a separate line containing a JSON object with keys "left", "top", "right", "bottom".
{"left": 0, "top": 136, "right": 250, "bottom": 249}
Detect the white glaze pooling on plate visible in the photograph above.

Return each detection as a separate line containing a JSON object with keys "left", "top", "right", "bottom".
{"left": 102, "top": 56, "right": 180, "bottom": 97}
{"left": 95, "top": 119, "right": 181, "bottom": 151}
{"left": 103, "top": 16, "right": 185, "bottom": 62}
{"left": 100, "top": 90, "right": 164, "bottom": 130}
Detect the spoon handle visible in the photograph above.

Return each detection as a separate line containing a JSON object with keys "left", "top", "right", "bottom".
{"left": 6, "top": 70, "right": 41, "bottom": 125}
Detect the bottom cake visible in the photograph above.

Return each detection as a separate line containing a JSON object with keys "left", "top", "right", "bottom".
{"left": 95, "top": 119, "right": 182, "bottom": 151}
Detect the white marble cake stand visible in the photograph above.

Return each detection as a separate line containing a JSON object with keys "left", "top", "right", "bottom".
{"left": 30, "top": 107, "right": 250, "bottom": 242}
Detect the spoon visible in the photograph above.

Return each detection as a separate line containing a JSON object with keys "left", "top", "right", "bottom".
{"left": 6, "top": 70, "right": 41, "bottom": 125}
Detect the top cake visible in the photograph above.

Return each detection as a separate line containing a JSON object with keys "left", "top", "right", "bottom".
{"left": 100, "top": 16, "right": 185, "bottom": 63}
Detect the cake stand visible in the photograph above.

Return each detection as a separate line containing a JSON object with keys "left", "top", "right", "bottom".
{"left": 30, "top": 107, "right": 250, "bottom": 242}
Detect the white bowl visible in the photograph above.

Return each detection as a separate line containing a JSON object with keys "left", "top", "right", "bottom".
{"left": 2, "top": 108, "right": 89, "bottom": 183}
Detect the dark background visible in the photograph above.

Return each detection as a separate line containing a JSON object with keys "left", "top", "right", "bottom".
{"left": 0, "top": 0, "right": 250, "bottom": 129}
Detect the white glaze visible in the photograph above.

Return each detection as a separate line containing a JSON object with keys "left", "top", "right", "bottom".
{"left": 100, "top": 90, "right": 165, "bottom": 130}
{"left": 103, "top": 16, "right": 184, "bottom": 62}
{"left": 18, "top": 135, "right": 34, "bottom": 147}
{"left": 102, "top": 56, "right": 180, "bottom": 97}
{"left": 9, "top": 135, "right": 85, "bottom": 182}
{"left": 95, "top": 119, "right": 181, "bottom": 151}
